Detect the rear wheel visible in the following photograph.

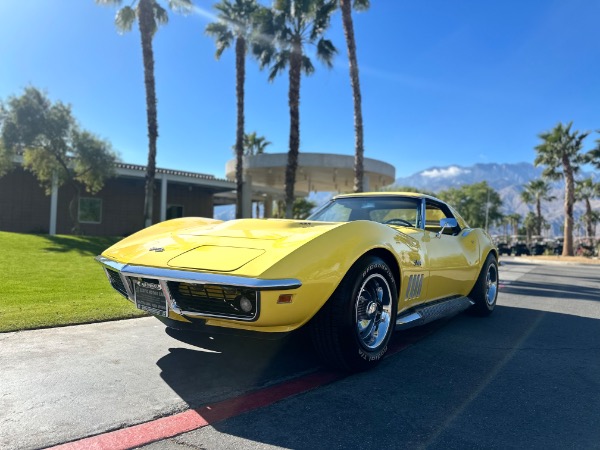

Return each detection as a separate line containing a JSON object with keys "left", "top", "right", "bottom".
{"left": 468, "top": 253, "right": 498, "bottom": 316}
{"left": 310, "top": 255, "right": 398, "bottom": 372}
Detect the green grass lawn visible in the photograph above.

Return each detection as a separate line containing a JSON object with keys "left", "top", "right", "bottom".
{"left": 1, "top": 231, "right": 146, "bottom": 332}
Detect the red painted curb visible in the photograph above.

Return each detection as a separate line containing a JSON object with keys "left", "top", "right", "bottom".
{"left": 49, "top": 370, "right": 342, "bottom": 450}
{"left": 49, "top": 326, "right": 431, "bottom": 450}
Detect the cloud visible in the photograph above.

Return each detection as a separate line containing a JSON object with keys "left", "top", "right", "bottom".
{"left": 421, "top": 166, "right": 470, "bottom": 178}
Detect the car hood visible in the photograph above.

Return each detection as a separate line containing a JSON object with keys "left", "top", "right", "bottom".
{"left": 101, "top": 218, "right": 343, "bottom": 276}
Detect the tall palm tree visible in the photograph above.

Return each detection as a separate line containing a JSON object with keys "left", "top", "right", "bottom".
{"left": 206, "top": 0, "right": 260, "bottom": 219}
{"left": 520, "top": 178, "right": 555, "bottom": 236}
{"left": 97, "top": 0, "right": 191, "bottom": 228}
{"left": 243, "top": 131, "right": 271, "bottom": 155}
{"left": 339, "top": 0, "right": 368, "bottom": 193}
{"left": 253, "top": 0, "right": 337, "bottom": 218}
{"left": 575, "top": 178, "right": 600, "bottom": 238}
{"left": 534, "top": 122, "right": 590, "bottom": 256}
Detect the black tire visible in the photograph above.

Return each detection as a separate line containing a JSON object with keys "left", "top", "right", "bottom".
{"left": 309, "top": 255, "right": 398, "bottom": 372}
{"left": 468, "top": 253, "right": 499, "bottom": 317}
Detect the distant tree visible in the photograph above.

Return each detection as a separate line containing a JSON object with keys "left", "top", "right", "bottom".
{"left": 520, "top": 178, "right": 555, "bottom": 236}
{"left": 97, "top": 0, "right": 192, "bottom": 227}
{"left": 437, "top": 181, "right": 502, "bottom": 229}
{"left": 338, "top": 0, "right": 368, "bottom": 193}
{"left": 0, "top": 137, "right": 11, "bottom": 178}
{"left": 206, "top": 0, "right": 261, "bottom": 219}
{"left": 506, "top": 213, "right": 522, "bottom": 236}
{"left": 522, "top": 212, "right": 539, "bottom": 242}
{"left": 575, "top": 178, "right": 600, "bottom": 238}
{"left": 243, "top": 131, "right": 271, "bottom": 155}
{"left": 292, "top": 197, "right": 317, "bottom": 219}
{"left": 253, "top": 0, "right": 337, "bottom": 218}
{"left": 1, "top": 87, "right": 117, "bottom": 232}
{"left": 533, "top": 122, "right": 600, "bottom": 255}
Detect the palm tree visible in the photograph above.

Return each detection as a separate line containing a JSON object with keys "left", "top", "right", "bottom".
{"left": 339, "top": 0, "right": 368, "bottom": 193}
{"left": 534, "top": 122, "right": 590, "bottom": 256}
{"left": 243, "top": 131, "right": 271, "bottom": 155}
{"left": 206, "top": 0, "right": 260, "bottom": 219}
{"left": 97, "top": 0, "right": 191, "bottom": 228}
{"left": 506, "top": 213, "right": 521, "bottom": 237}
{"left": 520, "top": 178, "right": 555, "bottom": 236}
{"left": 253, "top": 0, "right": 337, "bottom": 218}
{"left": 575, "top": 178, "right": 600, "bottom": 238}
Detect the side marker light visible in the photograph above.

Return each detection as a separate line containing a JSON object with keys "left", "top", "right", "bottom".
{"left": 277, "top": 294, "right": 293, "bottom": 304}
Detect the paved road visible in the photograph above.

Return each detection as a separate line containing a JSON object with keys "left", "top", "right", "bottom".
{"left": 1, "top": 258, "right": 599, "bottom": 449}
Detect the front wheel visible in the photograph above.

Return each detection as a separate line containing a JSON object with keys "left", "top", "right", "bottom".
{"left": 468, "top": 253, "right": 498, "bottom": 316}
{"left": 310, "top": 255, "right": 398, "bottom": 372}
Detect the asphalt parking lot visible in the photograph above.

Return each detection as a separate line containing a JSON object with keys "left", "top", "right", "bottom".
{"left": 1, "top": 257, "right": 599, "bottom": 449}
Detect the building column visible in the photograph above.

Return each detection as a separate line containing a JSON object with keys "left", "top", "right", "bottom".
{"left": 264, "top": 194, "right": 273, "bottom": 218}
{"left": 160, "top": 175, "right": 168, "bottom": 222}
{"left": 241, "top": 175, "right": 253, "bottom": 218}
{"left": 49, "top": 172, "right": 58, "bottom": 235}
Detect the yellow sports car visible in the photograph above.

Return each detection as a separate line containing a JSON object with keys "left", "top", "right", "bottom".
{"left": 97, "top": 192, "right": 498, "bottom": 372}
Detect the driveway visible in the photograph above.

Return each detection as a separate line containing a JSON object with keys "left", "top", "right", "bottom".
{"left": 1, "top": 258, "right": 599, "bottom": 449}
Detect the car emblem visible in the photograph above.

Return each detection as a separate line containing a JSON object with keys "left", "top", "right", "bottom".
{"left": 413, "top": 259, "right": 422, "bottom": 267}
{"left": 149, "top": 247, "right": 164, "bottom": 252}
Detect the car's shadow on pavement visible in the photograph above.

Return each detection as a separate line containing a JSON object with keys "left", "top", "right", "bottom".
{"left": 157, "top": 327, "right": 320, "bottom": 408}
{"left": 500, "top": 279, "right": 600, "bottom": 301}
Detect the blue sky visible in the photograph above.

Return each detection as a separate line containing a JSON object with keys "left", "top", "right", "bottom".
{"left": 1, "top": 0, "right": 600, "bottom": 181}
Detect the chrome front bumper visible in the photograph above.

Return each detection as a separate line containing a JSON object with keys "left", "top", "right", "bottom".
{"left": 96, "top": 256, "right": 302, "bottom": 322}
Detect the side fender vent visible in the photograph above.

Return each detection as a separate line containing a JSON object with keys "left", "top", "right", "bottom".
{"left": 405, "top": 274, "right": 424, "bottom": 300}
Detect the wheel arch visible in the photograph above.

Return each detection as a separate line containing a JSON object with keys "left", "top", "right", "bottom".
{"left": 362, "top": 247, "right": 402, "bottom": 297}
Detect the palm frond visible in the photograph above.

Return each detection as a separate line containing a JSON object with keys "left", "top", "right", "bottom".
{"left": 310, "top": 0, "right": 336, "bottom": 40}
{"left": 315, "top": 38, "right": 336, "bottom": 67}
{"left": 153, "top": 2, "right": 169, "bottom": 26}
{"left": 168, "top": 0, "right": 193, "bottom": 14}
{"left": 269, "top": 51, "right": 290, "bottom": 81}
{"left": 115, "top": 6, "right": 137, "bottom": 33}
{"left": 352, "top": 0, "right": 370, "bottom": 11}
{"left": 206, "top": 21, "right": 235, "bottom": 58}
{"left": 301, "top": 55, "right": 315, "bottom": 75}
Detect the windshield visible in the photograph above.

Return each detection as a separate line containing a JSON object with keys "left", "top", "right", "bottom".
{"left": 307, "top": 196, "right": 421, "bottom": 227}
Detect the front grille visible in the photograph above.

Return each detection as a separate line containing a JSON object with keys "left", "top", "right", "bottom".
{"left": 106, "top": 269, "right": 128, "bottom": 299}
{"left": 167, "top": 281, "right": 259, "bottom": 320}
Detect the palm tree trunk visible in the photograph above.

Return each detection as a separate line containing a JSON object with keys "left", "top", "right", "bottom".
{"left": 563, "top": 160, "right": 575, "bottom": 256}
{"left": 585, "top": 198, "right": 593, "bottom": 238}
{"left": 138, "top": 0, "right": 158, "bottom": 228}
{"left": 285, "top": 41, "right": 302, "bottom": 219}
{"left": 536, "top": 198, "right": 542, "bottom": 236}
{"left": 235, "top": 37, "right": 246, "bottom": 219}
{"left": 340, "top": 0, "right": 365, "bottom": 193}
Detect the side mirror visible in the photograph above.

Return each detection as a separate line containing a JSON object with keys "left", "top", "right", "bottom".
{"left": 436, "top": 218, "right": 458, "bottom": 238}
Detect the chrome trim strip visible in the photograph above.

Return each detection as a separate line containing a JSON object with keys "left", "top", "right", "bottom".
{"left": 95, "top": 256, "right": 302, "bottom": 290}
{"left": 405, "top": 276, "right": 414, "bottom": 300}
{"left": 396, "top": 312, "right": 422, "bottom": 327}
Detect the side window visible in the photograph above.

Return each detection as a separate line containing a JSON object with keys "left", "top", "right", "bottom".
{"left": 425, "top": 202, "right": 457, "bottom": 235}
{"left": 373, "top": 208, "right": 419, "bottom": 227}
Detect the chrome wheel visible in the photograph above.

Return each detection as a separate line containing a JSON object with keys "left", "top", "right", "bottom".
{"left": 355, "top": 273, "right": 393, "bottom": 350}
{"left": 485, "top": 263, "right": 498, "bottom": 306}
